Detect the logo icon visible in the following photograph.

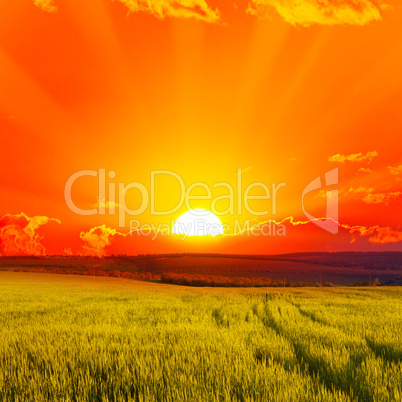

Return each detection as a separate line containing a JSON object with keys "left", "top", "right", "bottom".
{"left": 302, "top": 168, "right": 339, "bottom": 234}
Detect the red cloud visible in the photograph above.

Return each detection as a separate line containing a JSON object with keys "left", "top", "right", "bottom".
{"left": 80, "top": 225, "right": 126, "bottom": 256}
{"left": 359, "top": 167, "right": 372, "bottom": 173}
{"left": 328, "top": 150, "right": 378, "bottom": 163}
{"left": 33, "top": 0, "right": 220, "bottom": 22}
{"left": 117, "top": 0, "right": 220, "bottom": 23}
{"left": 366, "top": 227, "right": 402, "bottom": 244}
{"left": 340, "top": 223, "right": 401, "bottom": 244}
{"left": 388, "top": 165, "right": 402, "bottom": 175}
{"left": 327, "top": 221, "right": 401, "bottom": 244}
{"left": 0, "top": 212, "right": 60, "bottom": 256}
{"left": 254, "top": 216, "right": 402, "bottom": 244}
{"left": 33, "top": 0, "right": 57, "bottom": 12}
{"left": 33, "top": 0, "right": 390, "bottom": 27}
{"left": 247, "top": 0, "right": 388, "bottom": 27}
{"left": 362, "top": 191, "right": 402, "bottom": 205}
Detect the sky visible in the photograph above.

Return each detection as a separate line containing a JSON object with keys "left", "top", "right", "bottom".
{"left": 0, "top": 0, "right": 401, "bottom": 256}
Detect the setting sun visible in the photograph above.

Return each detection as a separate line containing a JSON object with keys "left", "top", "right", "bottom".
{"left": 172, "top": 209, "right": 224, "bottom": 237}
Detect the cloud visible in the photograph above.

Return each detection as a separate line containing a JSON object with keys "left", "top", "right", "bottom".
{"left": 328, "top": 150, "right": 378, "bottom": 163}
{"left": 347, "top": 188, "right": 401, "bottom": 205}
{"left": 317, "top": 189, "right": 339, "bottom": 199}
{"left": 33, "top": 0, "right": 57, "bottom": 12}
{"left": 64, "top": 248, "right": 73, "bottom": 256}
{"left": 115, "top": 0, "right": 220, "bottom": 23}
{"left": 0, "top": 212, "right": 60, "bottom": 256}
{"left": 344, "top": 223, "right": 402, "bottom": 244}
{"left": 362, "top": 191, "right": 402, "bottom": 205}
{"left": 388, "top": 164, "right": 402, "bottom": 175}
{"left": 317, "top": 220, "right": 402, "bottom": 244}
{"left": 33, "top": 0, "right": 220, "bottom": 21}
{"left": 246, "top": 0, "right": 389, "bottom": 27}
{"left": 366, "top": 226, "right": 402, "bottom": 244}
{"left": 79, "top": 222, "right": 172, "bottom": 255}
{"left": 249, "top": 216, "right": 402, "bottom": 244}
{"left": 95, "top": 197, "right": 120, "bottom": 210}
{"left": 359, "top": 167, "right": 372, "bottom": 173}
{"left": 349, "top": 186, "right": 374, "bottom": 193}
{"left": 80, "top": 225, "right": 126, "bottom": 256}
{"left": 32, "top": 0, "right": 392, "bottom": 26}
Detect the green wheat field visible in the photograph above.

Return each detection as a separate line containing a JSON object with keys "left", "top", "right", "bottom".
{"left": 0, "top": 272, "right": 401, "bottom": 401}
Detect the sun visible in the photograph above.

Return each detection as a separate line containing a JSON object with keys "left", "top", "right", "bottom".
{"left": 172, "top": 209, "right": 224, "bottom": 237}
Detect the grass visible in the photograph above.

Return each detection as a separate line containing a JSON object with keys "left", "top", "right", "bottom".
{"left": 0, "top": 273, "right": 401, "bottom": 401}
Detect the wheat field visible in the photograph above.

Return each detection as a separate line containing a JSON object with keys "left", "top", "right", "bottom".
{"left": 0, "top": 272, "right": 401, "bottom": 401}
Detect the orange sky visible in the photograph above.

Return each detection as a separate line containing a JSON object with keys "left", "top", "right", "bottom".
{"left": 0, "top": 0, "right": 401, "bottom": 256}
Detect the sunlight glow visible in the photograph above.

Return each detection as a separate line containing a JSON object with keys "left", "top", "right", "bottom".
{"left": 172, "top": 209, "right": 224, "bottom": 237}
